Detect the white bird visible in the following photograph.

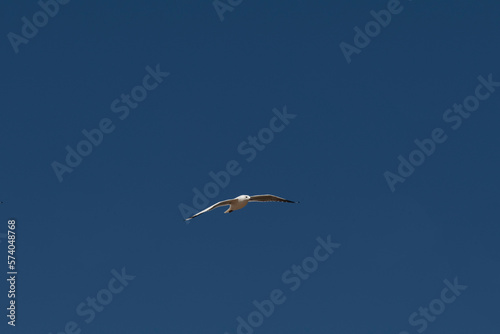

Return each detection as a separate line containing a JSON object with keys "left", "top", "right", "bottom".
{"left": 185, "top": 194, "right": 298, "bottom": 221}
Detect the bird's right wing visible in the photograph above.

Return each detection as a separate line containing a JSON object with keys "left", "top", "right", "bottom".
{"left": 185, "top": 199, "right": 233, "bottom": 221}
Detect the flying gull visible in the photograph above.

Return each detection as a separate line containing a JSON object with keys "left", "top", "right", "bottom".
{"left": 185, "top": 194, "right": 298, "bottom": 221}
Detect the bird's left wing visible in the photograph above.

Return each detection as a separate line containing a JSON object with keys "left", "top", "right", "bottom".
{"left": 249, "top": 194, "right": 297, "bottom": 203}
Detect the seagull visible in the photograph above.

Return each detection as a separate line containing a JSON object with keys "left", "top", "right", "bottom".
{"left": 185, "top": 194, "right": 299, "bottom": 221}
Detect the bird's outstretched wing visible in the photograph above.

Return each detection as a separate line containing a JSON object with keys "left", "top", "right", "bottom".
{"left": 249, "top": 194, "right": 297, "bottom": 203}
{"left": 185, "top": 199, "right": 233, "bottom": 221}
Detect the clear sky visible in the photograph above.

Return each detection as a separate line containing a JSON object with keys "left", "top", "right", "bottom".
{"left": 2, "top": 0, "right": 500, "bottom": 333}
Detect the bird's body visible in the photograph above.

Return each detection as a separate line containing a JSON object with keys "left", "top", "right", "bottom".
{"left": 185, "top": 194, "right": 298, "bottom": 221}
{"left": 225, "top": 195, "right": 250, "bottom": 213}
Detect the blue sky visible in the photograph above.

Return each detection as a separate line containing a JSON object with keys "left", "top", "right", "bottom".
{"left": 1, "top": 0, "right": 500, "bottom": 333}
